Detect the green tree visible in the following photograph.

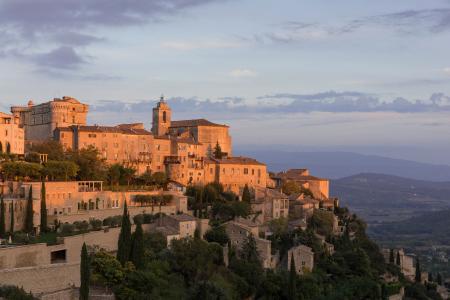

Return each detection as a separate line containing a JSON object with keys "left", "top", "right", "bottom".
{"left": 204, "top": 225, "right": 229, "bottom": 246}
{"left": 152, "top": 172, "right": 167, "bottom": 187}
{"left": 40, "top": 181, "right": 48, "bottom": 233}
{"left": 428, "top": 272, "right": 433, "bottom": 283}
{"left": 396, "top": 251, "right": 401, "bottom": 266}
{"left": 42, "top": 160, "right": 79, "bottom": 181}
{"left": 10, "top": 202, "right": 14, "bottom": 234}
{"left": 241, "top": 234, "right": 260, "bottom": 265}
{"left": 25, "top": 186, "right": 34, "bottom": 233}
{"left": 437, "top": 273, "right": 443, "bottom": 285}
{"left": 281, "top": 180, "right": 301, "bottom": 196}
{"left": 66, "top": 146, "right": 107, "bottom": 181}
{"left": 80, "top": 243, "right": 90, "bottom": 300}
{"left": 117, "top": 202, "right": 132, "bottom": 265}
{"left": 288, "top": 253, "right": 297, "bottom": 300}
{"left": 0, "top": 197, "right": 5, "bottom": 238}
{"left": 30, "top": 140, "right": 65, "bottom": 161}
{"left": 242, "top": 184, "right": 251, "bottom": 203}
{"left": 213, "top": 141, "right": 223, "bottom": 159}
{"left": 131, "top": 222, "right": 144, "bottom": 269}
{"left": 415, "top": 257, "right": 421, "bottom": 283}
{"left": 389, "top": 249, "right": 394, "bottom": 264}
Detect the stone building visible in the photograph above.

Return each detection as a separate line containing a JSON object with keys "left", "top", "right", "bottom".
{"left": 12, "top": 95, "right": 266, "bottom": 192}
{"left": 11, "top": 96, "right": 88, "bottom": 144}
{"left": 224, "top": 218, "right": 277, "bottom": 269}
{"left": 287, "top": 245, "right": 314, "bottom": 275}
{"left": 54, "top": 123, "right": 153, "bottom": 174}
{"left": 252, "top": 187, "right": 289, "bottom": 223}
{"left": 275, "top": 169, "right": 329, "bottom": 200}
{"left": 0, "top": 112, "right": 24, "bottom": 155}
{"left": 1, "top": 180, "right": 188, "bottom": 233}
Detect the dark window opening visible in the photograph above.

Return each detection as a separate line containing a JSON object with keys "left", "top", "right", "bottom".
{"left": 51, "top": 249, "right": 67, "bottom": 264}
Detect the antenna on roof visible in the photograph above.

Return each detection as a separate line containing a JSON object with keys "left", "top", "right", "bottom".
{"left": 160, "top": 94, "right": 165, "bottom": 102}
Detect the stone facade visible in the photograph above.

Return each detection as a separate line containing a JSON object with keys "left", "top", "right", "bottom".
{"left": 275, "top": 169, "right": 329, "bottom": 200}
{"left": 252, "top": 187, "right": 289, "bottom": 223}
{"left": 287, "top": 245, "right": 314, "bottom": 275}
{"left": 11, "top": 97, "right": 88, "bottom": 143}
{"left": 225, "top": 219, "right": 276, "bottom": 269}
{"left": 0, "top": 112, "right": 24, "bottom": 155}
{"left": 2, "top": 180, "right": 187, "bottom": 233}
{"left": 12, "top": 95, "right": 266, "bottom": 192}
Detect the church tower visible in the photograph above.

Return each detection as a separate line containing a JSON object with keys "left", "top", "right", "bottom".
{"left": 152, "top": 95, "right": 171, "bottom": 136}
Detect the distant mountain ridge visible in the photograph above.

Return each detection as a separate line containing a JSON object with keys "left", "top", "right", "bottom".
{"left": 330, "top": 173, "right": 450, "bottom": 224}
{"left": 235, "top": 149, "right": 450, "bottom": 181}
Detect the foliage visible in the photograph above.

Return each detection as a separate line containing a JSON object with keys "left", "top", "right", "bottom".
{"left": 0, "top": 285, "right": 37, "bottom": 300}
{"left": 10, "top": 201, "right": 14, "bottom": 233}
{"left": 107, "top": 164, "right": 137, "bottom": 187}
{"left": 242, "top": 184, "right": 251, "bottom": 203}
{"left": 1, "top": 161, "right": 42, "bottom": 180}
{"left": 42, "top": 160, "right": 79, "bottom": 181}
{"left": 29, "top": 140, "right": 65, "bottom": 161}
{"left": 40, "top": 181, "right": 48, "bottom": 233}
{"left": 308, "top": 209, "right": 334, "bottom": 236}
{"left": 131, "top": 222, "right": 145, "bottom": 269}
{"left": 204, "top": 225, "right": 229, "bottom": 246}
{"left": 213, "top": 141, "right": 224, "bottom": 159}
{"left": 60, "top": 223, "right": 75, "bottom": 235}
{"left": 89, "top": 218, "right": 103, "bottom": 230}
{"left": 416, "top": 257, "right": 422, "bottom": 283}
{"left": 117, "top": 202, "right": 132, "bottom": 265}
{"left": 0, "top": 197, "right": 5, "bottom": 238}
{"left": 66, "top": 146, "right": 107, "bottom": 181}
{"left": 80, "top": 243, "right": 90, "bottom": 300}
{"left": 103, "top": 215, "right": 122, "bottom": 227}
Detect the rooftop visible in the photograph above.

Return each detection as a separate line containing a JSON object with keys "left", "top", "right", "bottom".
{"left": 207, "top": 156, "right": 265, "bottom": 166}
{"left": 57, "top": 125, "right": 152, "bottom": 136}
{"left": 167, "top": 213, "right": 196, "bottom": 222}
{"left": 170, "top": 118, "right": 228, "bottom": 128}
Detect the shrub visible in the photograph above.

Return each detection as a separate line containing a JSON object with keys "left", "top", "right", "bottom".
{"left": 90, "top": 218, "right": 103, "bottom": 230}
{"left": 60, "top": 223, "right": 75, "bottom": 235}
{"left": 103, "top": 215, "right": 122, "bottom": 227}
{"left": 74, "top": 221, "right": 89, "bottom": 231}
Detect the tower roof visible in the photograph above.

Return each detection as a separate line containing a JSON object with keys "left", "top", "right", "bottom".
{"left": 155, "top": 95, "right": 170, "bottom": 110}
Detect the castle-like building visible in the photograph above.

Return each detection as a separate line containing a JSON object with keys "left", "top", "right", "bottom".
{"left": 11, "top": 96, "right": 265, "bottom": 193}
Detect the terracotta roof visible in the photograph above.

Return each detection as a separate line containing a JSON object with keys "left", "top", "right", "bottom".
{"left": 57, "top": 125, "right": 152, "bottom": 135}
{"left": 170, "top": 118, "right": 228, "bottom": 128}
{"left": 207, "top": 156, "right": 265, "bottom": 166}
{"left": 167, "top": 214, "right": 196, "bottom": 222}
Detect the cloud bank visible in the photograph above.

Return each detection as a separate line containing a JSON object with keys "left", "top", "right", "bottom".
{"left": 89, "top": 91, "right": 450, "bottom": 115}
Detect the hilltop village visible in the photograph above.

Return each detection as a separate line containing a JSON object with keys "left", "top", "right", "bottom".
{"left": 0, "top": 96, "right": 446, "bottom": 299}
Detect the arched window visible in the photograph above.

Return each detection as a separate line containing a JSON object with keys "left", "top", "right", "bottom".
{"left": 163, "top": 111, "right": 167, "bottom": 123}
{"left": 6, "top": 142, "right": 11, "bottom": 154}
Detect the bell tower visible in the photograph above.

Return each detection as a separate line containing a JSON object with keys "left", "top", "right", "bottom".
{"left": 152, "top": 95, "right": 171, "bottom": 136}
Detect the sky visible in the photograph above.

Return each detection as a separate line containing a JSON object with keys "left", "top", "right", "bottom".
{"left": 0, "top": 0, "right": 450, "bottom": 164}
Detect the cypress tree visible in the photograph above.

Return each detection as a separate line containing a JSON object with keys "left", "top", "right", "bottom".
{"left": 213, "top": 142, "right": 223, "bottom": 159}
{"left": 10, "top": 202, "right": 14, "bottom": 234}
{"left": 0, "top": 197, "right": 5, "bottom": 238}
{"left": 242, "top": 184, "right": 251, "bottom": 203}
{"left": 25, "top": 186, "right": 34, "bottom": 233}
{"left": 389, "top": 249, "right": 394, "bottom": 264}
{"left": 437, "top": 273, "right": 443, "bottom": 285}
{"left": 40, "top": 181, "right": 48, "bottom": 233}
{"left": 415, "top": 257, "right": 421, "bottom": 283}
{"left": 80, "top": 243, "right": 90, "bottom": 300}
{"left": 131, "top": 221, "right": 144, "bottom": 269}
{"left": 428, "top": 272, "right": 433, "bottom": 283}
{"left": 117, "top": 201, "right": 132, "bottom": 265}
{"left": 396, "top": 251, "right": 401, "bottom": 266}
{"left": 288, "top": 253, "right": 297, "bottom": 300}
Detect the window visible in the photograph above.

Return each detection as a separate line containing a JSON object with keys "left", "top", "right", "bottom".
{"left": 252, "top": 169, "right": 255, "bottom": 175}
{"left": 244, "top": 168, "right": 248, "bottom": 175}
{"left": 163, "top": 111, "right": 167, "bottom": 122}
